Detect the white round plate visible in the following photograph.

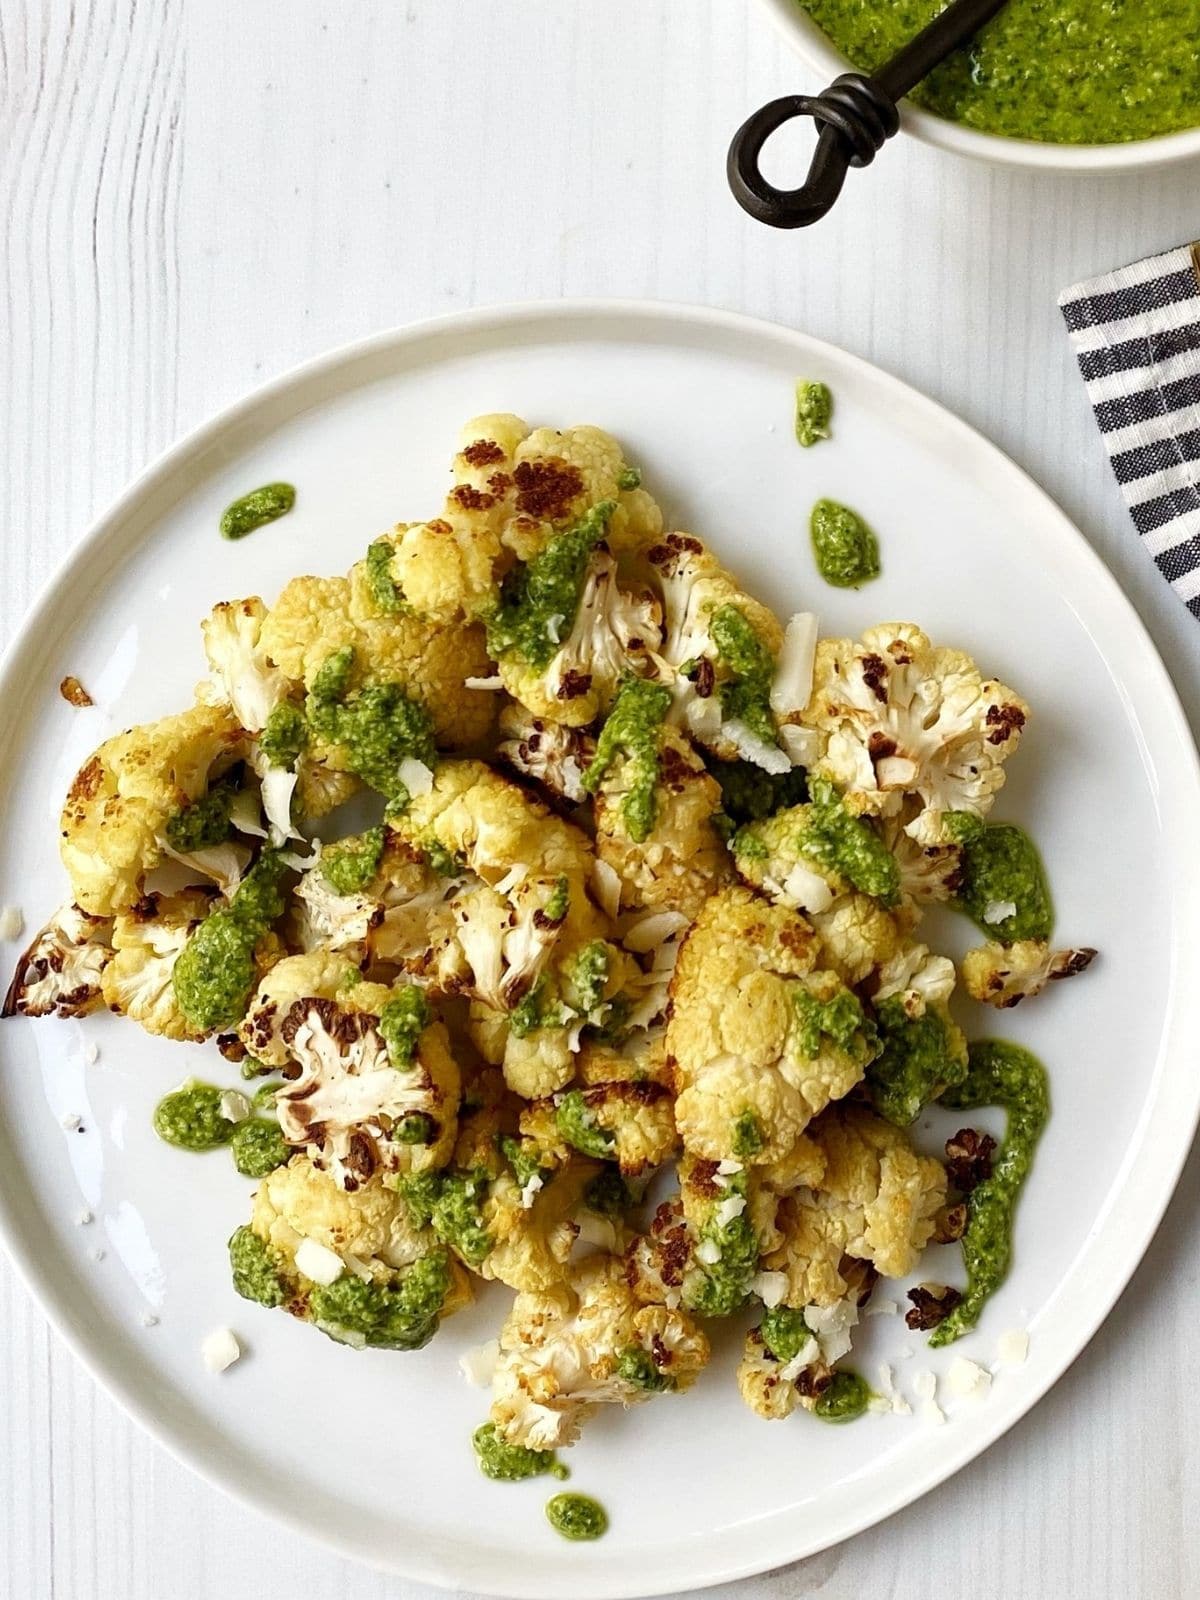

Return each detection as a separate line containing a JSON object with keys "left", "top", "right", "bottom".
{"left": 1, "top": 302, "right": 1198, "bottom": 1598}
{"left": 754, "top": 0, "right": 1200, "bottom": 174}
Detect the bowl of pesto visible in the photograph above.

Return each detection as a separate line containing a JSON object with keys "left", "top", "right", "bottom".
{"left": 756, "top": 0, "right": 1200, "bottom": 171}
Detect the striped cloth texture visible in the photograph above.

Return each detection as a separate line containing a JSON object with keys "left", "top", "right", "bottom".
{"left": 1060, "top": 241, "right": 1200, "bottom": 617}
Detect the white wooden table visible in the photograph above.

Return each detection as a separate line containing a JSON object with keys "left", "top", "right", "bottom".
{"left": 3, "top": 3, "right": 1199, "bottom": 1595}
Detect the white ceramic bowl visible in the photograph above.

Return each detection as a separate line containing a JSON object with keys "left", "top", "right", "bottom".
{"left": 756, "top": 0, "right": 1200, "bottom": 173}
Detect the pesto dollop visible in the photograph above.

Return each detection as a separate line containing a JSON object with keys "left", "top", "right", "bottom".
{"left": 308, "top": 1249, "right": 451, "bottom": 1350}
{"left": 568, "top": 940, "right": 610, "bottom": 1014}
{"left": 546, "top": 1492, "right": 608, "bottom": 1542}
{"left": 760, "top": 1304, "right": 810, "bottom": 1363}
{"left": 711, "top": 604, "right": 779, "bottom": 749}
{"left": 732, "top": 1108, "right": 764, "bottom": 1159}
{"left": 399, "top": 1169, "right": 493, "bottom": 1267}
{"left": 165, "top": 776, "right": 237, "bottom": 853}
{"left": 364, "top": 538, "right": 405, "bottom": 614}
{"left": 378, "top": 984, "right": 431, "bottom": 1067}
{"left": 555, "top": 1090, "right": 616, "bottom": 1160}
{"left": 800, "top": 778, "right": 900, "bottom": 904}
{"left": 813, "top": 1369, "right": 870, "bottom": 1422}
{"left": 615, "top": 1344, "right": 673, "bottom": 1391}
{"left": 153, "top": 1081, "right": 235, "bottom": 1151}
{"left": 946, "top": 814, "right": 1053, "bottom": 944}
{"left": 684, "top": 1166, "right": 757, "bottom": 1317}
{"left": 581, "top": 677, "right": 673, "bottom": 842}
{"left": 867, "top": 994, "right": 967, "bottom": 1126}
{"left": 306, "top": 650, "right": 436, "bottom": 811}
{"left": 259, "top": 701, "right": 308, "bottom": 769}
{"left": 800, "top": 0, "right": 1200, "bottom": 146}
{"left": 793, "top": 982, "right": 871, "bottom": 1060}
{"left": 229, "top": 1224, "right": 288, "bottom": 1307}
{"left": 321, "top": 826, "right": 385, "bottom": 895}
{"left": 172, "top": 850, "right": 289, "bottom": 1032}
{"left": 220, "top": 482, "right": 295, "bottom": 541}
{"left": 930, "top": 1039, "right": 1049, "bottom": 1346}
{"left": 810, "top": 499, "right": 880, "bottom": 590}
{"left": 230, "top": 1117, "right": 290, "bottom": 1177}
{"left": 473, "top": 1422, "right": 564, "bottom": 1482}
{"left": 709, "top": 758, "right": 809, "bottom": 829}
{"left": 794, "top": 379, "right": 832, "bottom": 448}
{"left": 486, "top": 501, "right": 615, "bottom": 668}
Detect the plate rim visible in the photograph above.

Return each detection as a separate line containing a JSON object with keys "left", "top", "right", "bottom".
{"left": 2, "top": 297, "right": 1199, "bottom": 1597}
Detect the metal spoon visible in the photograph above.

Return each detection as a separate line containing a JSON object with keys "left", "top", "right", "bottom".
{"left": 728, "top": 0, "right": 1010, "bottom": 229}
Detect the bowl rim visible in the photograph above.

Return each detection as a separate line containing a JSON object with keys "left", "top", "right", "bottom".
{"left": 755, "top": 0, "right": 1200, "bottom": 173}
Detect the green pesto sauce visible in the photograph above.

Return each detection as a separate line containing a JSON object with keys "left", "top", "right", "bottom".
{"left": 569, "top": 940, "right": 610, "bottom": 1013}
{"left": 400, "top": 1169, "right": 494, "bottom": 1267}
{"left": 867, "top": 994, "right": 967, "bottom": 1126}
{"left": 507, "top": 974, "right": 563, "bottom": 1039}
{"left": 308, "top": 1249, "right": 451, "bottom": 1350}
{"left": 500, "top": 1135, "right": 553, "bottom": 1192}
{"left": 378, "top": 985, "right": 431, "bottom": 1067}
{"left": 543, "top": 875, "right": 570, "bottom": 924}
{"left": 364, "top": 538, "right": 405, "bottom": 614}
{"left": 582, "top": 677, "right": 673, "bottom": 842}
{"left": 153, "top": 1082, "right": 235, "bottom": 1151}
{"left": 219, "top": 482, "right": 295, "bottom": 541}
{"left": 795, "top": 380, "right": 832, "bottom": 448}
{"left": 685, "top": 1168, "right": 757, "bottom": 1318}
{"left": 814, "top": 1369, "right": 870, "bottom": 1422}
{"left": 732, "top": 1108, "right": 764, "bottom": 1159}
{"left": 810, "top": 499, "right": 880, "bottom": 590}
{"left": 800, "top": 0, "right": 1200, "bottom": 146}
{"left": 710, "top": 759, "right": 809, "bottom": 830}
{"left": 946, "top": 814, "right": 1053, "bottom": 944}
{"left": 306, "top": 652, "right": 436, "bottom": 810}
{"left": 165, "top": 776, "right": 237, "bottom": 853}
{"left": 760, "top": 1304, "right": 810, "bottom": 1363}
{"left": 486, "top": 501, "right": 616, "bottom": 668}
{"left": 793, "top": 982, "right": 870, "bottom": 1060}
{"left": 321, "top": 826, "right": 385, "bottom": 895}
{"left": 617, "top": 466, "right": 642, "bottom": 491}
{"left": 473, "top": 1422, "right": 563, "bottom": 1482}
{"left": 555, "top": 1091, "right": 616, "bottom": 1160}
{"left": 228, "top": 1224, "right": 288, "bottom": 1306}
{"left": 803, "top": 779, "right": 900, "bottom": 904}
{"left": 615, "top": 1345, "right": 673, "bottom": 1391}
{"left": 230, "top": 1118, "right": 291, "bottom": 1177}
{"left": 259, "top": 701, "right": 308, "bottom": 769}
{"left": 583, "top": 1167, "right": 632, "bottom": 1217}
{"left": 546, "top": 1493, "right": 608, "bottom": 1542}
{"left": 711, "top": 604, "right": 779, "bottom": 749}
{"left": 172, "top": 850, "right": 288, "bottom": 1033}
{"left": 930, "top": 1039, "right": 1049, "bottom": 1346}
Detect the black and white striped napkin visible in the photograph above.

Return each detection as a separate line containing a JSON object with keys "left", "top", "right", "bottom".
{"left": 1060, "top": 242, "right": 1200, "bottom": 616}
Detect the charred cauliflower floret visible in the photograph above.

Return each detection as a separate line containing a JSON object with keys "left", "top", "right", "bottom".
{"left": 198, "top": 597, "right": 291, "bottom": 735}
{"left": 272, "top": 986, "right": 460, "bottom": 1187}
{"left": 730, "top": 781, "right": 900, "bottom": 918}
{"left": 60, "top": 703, "right": 245, "bottom": 916}
{"left": 865, "top": 943, "right": 969, "bottom": 1126}
{"left": 645, "top": 532, "right": 789, "bottom": 772}
{"left": 799, "top": 623, "right": 1029, "bottom": 845}
{"left": 488, "top": 1253, "right": 709, "bottom": 1451}
{"left": 590, "top": 701, "right": 731, "bottom": 922}
{"left": 667, "top": 889, "right": 878, "bottom": 1165}
{"left": 235, "top": 1153, "right": 471, "bottom": 1349}
{"left": 101, "top": 888, "right": 216, "bottom": 1041}
{"left": 961, "top": 939, "right": 1097, "bottom": 1008}
{"left": 519, "top": 1078, "right": 678, "bottom": 1178}
{"left": 736, "top": 1292, "right": 863, "bottom": 1420}
{"left": 676, "top": 1152, "right": 780, "bottom": 1318}
{"left": 496, "top": 702, "right": 595, "bottom": 806}
{"left": 4, "top": 903, "right": 112, "bottom": 1019}
{"left": 239, "top": 947, "right": 371, "bottom": 1065}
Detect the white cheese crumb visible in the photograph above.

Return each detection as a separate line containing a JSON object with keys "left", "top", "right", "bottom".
{"left": 912, "top": 1369, "right": 945, "bottom": 1424}
{"left": 996, "top": 1328, "right": 1030, "bottom": 1366}
{"left": 397, "top": 757, "right": 434, "bottom": 797}
{"left": 864, "top": 1297, "right": 899, "bottom": 1317}
{"left": 140, "top": 1311, "right": 159, "bottom": 1328}
{"left": 574, "top": 1212, "right": 619, "bottom": 1252}
{"left": 695, "top": 1238, "right": 722, "bottom": 1266}
{"left": 60, "top": 1113, "right": 82, "bottom": 1132}
{"left": 459, "top": 1339, "right": 500, "bottom": 1388}
{"left": 465, "top": 675, "right": 504, "bottom": 691}
{"left": 201, "top": 1328, "right": 241, "bottom": 1373}
{"left": 74, "top": 1209, "right": 93, "bottom": 1226}
{"left": 590, "top": 858, "right": 622, "bottom": 921}
{"left": 520, "top": 1173, "right": 544, "bottom": 1210}
{"left": 983, "top": 899, "right": 1017, "bottom": 925}
{"left": 0, "top": 905, "right": 24, "bottom": 940}
{"left": 294, "top": 1237, "right": 345, "bottom": 1286}
{"left": 780, "top": 862, "right": 835, "bottom": 914}
{"left": 622, "top": 911, "right": 690, "bottom": 954}
{"left": 778, "top": 1336, "right": 820, "bottom": 1382}
{"left": 947, "top": 1357, "right": 992, "bottom": 1398}
{"left": 750, "top": 1271, "right": 788, "bottom": 1309}
{"left": 715, "top": 1158, "right": 744, "bottom": 1176}
{"left": 82, "top": 1041, "right": 99, "bottom": 1066}
{"left": 770, "top": 612, "right": 819, "bottom": 717}
{"left": 876, "top": 1363, "right": 912, "bottom": 1416}
{"left": 721, "top": 717, "right": 791, "bottom": 775}
{"left": 713, "top": 1194, "right": 747, "bottom": 1229}
{"left": 89, "top": 1247, "right": 105, "bottom": 1263}
{"left": 778, "top": 723, "right": 821, "bottom": 767}
{"left": 218, "top": 1090, "right": 253, "bottom": 1125}
{"left": 545, "top": 613, "right": 565, "bottom": 644}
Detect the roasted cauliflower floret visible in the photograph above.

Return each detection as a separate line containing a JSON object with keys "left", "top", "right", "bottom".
{"left": 252, "top": 1151, "right": 434, "bottom": 1275}
{"left": 961, "top": 939, "right": 1097, "bottom": 1008}
{"left": 645, "top": 532, "right": 788, "bottom": 771}
{"left": 496, "top": 703, "right": 595, "bottom": 806}
{"left": 799, "top": 623, "right": 1029, "bottom": 845}
{"left": 60, "top": 703, "right": 245, "bottom": 916}
{"left": 730, "top": 782, "right": 900, "bottom": 918}
{"left": 101, "top": 888, "right": 216, "bottom": 1041}
{"left": 198, "top": 597, "right": 291, "bottom": 734}
{"left": 677, "top": 1152, "right": 779, "bottom": 1318}
{"left": 736, "top": 1293, "right": 862, "bottom": 1420}
{"left": 865, "top": 945, "right": 969, "bottom": 1126}
{"left": 238, "top": 946, "right": 369, "bottom": 1065}
{"left": 4, "top": 903, "right": 112, "bottom": 1018}
{"left": 808, "top": 892, "right": 907, "bottom": 987}
{"left": 519, "top": 1079, "right": 678, "bottom": 1178}
{"left": 488, "top": 1254, "right": 709, "bottom": 1451}
{"left": 591, "top": 713, "right": 731, "bottom": 922}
